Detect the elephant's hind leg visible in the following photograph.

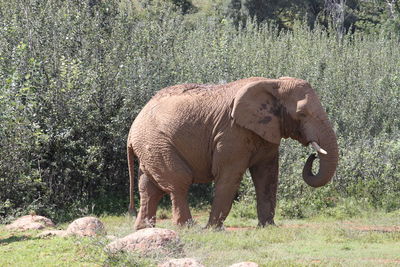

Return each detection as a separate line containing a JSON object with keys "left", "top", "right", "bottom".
{"left": 170, "top": 188, "right": 192, "bottom": 226}
{"left": 145, "top": 149, "right": 194, "bottom": 227}
{"left": 134, "top": 173, "right": 165, "bottom": 230}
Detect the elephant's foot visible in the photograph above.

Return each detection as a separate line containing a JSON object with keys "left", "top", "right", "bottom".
{"left": 258, "top": 218, "right": 276, "bottom": 227}
{"left": 134, "top": 216, "right": 156, "bottom": 230}
{"left": 205, "top": 214, "right": 226, "bottom": 229}
{"left": 204, "top": 222, "right": 225, "bottom": 231}
{"left": 173, "top": 217, "right": 196, "bottom": 228}
{"left": 172, "top": 212, "right": 193, "bottom": 226}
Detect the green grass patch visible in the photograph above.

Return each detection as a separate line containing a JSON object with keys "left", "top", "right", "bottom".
{"left": 0, "top": 230, "right": 106, "bottom": 266}
{"left": 1, "top": 209, "right": 399, "bottom": 266}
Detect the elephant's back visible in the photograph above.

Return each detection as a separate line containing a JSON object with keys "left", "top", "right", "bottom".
{"left": 152, "top": 83, "right": 219, "bottom": 99}
{"left": 127, "top": 78, "right": 263, "bottom": 148}
{"left": 128, "top": 92, "right": 212, "bottom": 153}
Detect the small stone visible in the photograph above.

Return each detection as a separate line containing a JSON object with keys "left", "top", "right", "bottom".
{"left": 158, "top": 258, "right": 205, "bottom": 267}
{"left": 66, "top": 216, "right": 106, "bottom": 237}
{"left": 106, "top": 228, "right": 181, "bottom": 255}
{"left": 229, "top": 262, "right": 259, "bottom": 267}
{"left": 37, "top": 230, "right": 67, "bottom": 238}
{"left": 6, "top": 215, "right": 55, "bottom": 231}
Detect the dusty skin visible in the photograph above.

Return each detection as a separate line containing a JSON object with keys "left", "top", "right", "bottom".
{"left": 127, "top": 77, "right": 339, "bottom": 229}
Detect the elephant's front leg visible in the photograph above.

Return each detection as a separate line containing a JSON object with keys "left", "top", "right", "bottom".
{"left": 207, "top": 175, "right": 242, "bottom": 228}
{"left": 207, "top": 141, "right": 251, "bottom": 228}
{"left": 249, "top": 154, "right": 279, "bottom": 226}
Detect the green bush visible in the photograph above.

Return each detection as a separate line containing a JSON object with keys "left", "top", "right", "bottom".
{"left": 278, "top": 199, "right": 306, "bottom": 219}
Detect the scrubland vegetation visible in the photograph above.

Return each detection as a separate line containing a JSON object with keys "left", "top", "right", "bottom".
{"left": 1, "top": 0, "right": 400, "bottom": 225}
{"left": 1, "top": 1, "right": 400, "bottom": 266}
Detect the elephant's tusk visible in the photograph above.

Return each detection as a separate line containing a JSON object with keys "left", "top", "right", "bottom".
{"left": 311, "top": 141, "right": 327, "bottom": 155}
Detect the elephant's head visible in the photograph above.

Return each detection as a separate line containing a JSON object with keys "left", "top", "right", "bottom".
{"left": 231, "top": 77, "right": 338, "bottom": 187}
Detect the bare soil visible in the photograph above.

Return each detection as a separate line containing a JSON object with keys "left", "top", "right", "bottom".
{"left": 225, "top": 222, "right": 400, "bottom": 232}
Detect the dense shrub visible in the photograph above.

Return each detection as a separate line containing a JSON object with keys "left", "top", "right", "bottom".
{"left": 1, "top": 0, "right": 399, "bottom": 222}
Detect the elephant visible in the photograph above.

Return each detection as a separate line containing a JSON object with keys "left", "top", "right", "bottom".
{"left": 127, "top": 77, "right": 338, "bottom": 230}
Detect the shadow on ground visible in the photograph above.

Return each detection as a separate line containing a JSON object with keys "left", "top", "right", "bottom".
{"left": 0, "top": 234, "right": 39, "bottom": 245}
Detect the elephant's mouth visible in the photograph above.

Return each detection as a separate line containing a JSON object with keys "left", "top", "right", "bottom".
{"left": 309, "top": 141, "right": 327, "bottom": 154}
{"left": 291, "top": 132, "right": 309, "bottom": 146}
{"left": 285, "top": 123, "right": 308, "bottom": 145}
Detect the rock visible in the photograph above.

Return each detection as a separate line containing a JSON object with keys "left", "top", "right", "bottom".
{"left": 6, "top": 215, "right": 55, "bottom": 231}
{"left": 35, "top": 216, "right": 106, "bottom": 238}
{"left": 37, "top": 230, "right": 67, "bottom": 238}
{"left": 229, "top": 262, "right": 259, "bottom": 267}
{"left": 158, "top": 258, "right": 204, "bottom": 267}
{"left": 106, "top": 228, "right": 181, "bottom": 255}
{"left": 65, "top": 216, "right": 106, "bottom": 237}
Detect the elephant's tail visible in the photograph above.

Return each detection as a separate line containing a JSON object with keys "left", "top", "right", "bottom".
{"left": 127, "top": 145, "right": 137, "bottom": 216}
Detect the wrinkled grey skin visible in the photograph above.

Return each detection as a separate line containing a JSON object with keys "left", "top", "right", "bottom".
{"left": 127, "top": 77, "right": 339, "bottom": 229}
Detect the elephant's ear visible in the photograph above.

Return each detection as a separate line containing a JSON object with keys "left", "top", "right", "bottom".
{"left": 231, "top": 80, "right": 282, "bottom": 144}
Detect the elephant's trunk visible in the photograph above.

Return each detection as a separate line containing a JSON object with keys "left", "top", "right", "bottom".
{"left": 302, "top": 124, "right": 339, "bottom": 187}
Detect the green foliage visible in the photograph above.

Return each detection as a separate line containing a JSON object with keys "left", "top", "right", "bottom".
{"left": 353, "top": 1, "right": 400, "bottom": 35}
{"left": 231, "top": 198, "right": 258, "bottom": 220}
{"left": 0, "top": 0, "right": 400, "bottom": 222}
{"left": 222, "top": 0, "right": 400, "bottom": 36}
{"left": 170, "top": 0, "right": 197, "bottom": 14}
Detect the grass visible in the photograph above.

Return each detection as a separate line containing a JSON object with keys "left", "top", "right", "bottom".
{"left": 0, "top": 231, "right": 107, "bottom": 266}
{"left": 178, "top": 209, "right": 400, "bottom": 266}
{"left": 0, "top": 208, "right": 399, "bottom": 267}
